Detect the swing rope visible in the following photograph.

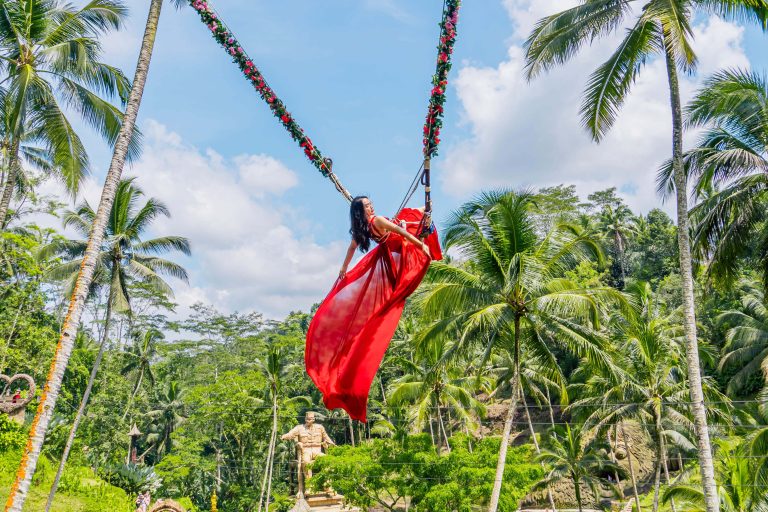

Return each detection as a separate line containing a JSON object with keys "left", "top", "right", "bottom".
{"left": 187, "top": 0, "right": 462, "bottom": 213}
{"left": 188, "top": 0, "right": 352, "bottom": 202}
{"left": 413, "top": 0, "right": 461, "bottom": 236}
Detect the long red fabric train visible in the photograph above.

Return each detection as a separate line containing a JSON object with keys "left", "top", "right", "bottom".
{"left": 306, "top": 208, "right": 442, "bottom": 422}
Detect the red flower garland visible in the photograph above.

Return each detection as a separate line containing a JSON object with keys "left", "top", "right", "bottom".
{"left": 423, "top": 0, "right": 461, "bottom": 158}
{"left": 189, "top": 0, "right": 332, "bottom": 176}
{"left": 189, "top": 0, "right": 461, "bottom": 176}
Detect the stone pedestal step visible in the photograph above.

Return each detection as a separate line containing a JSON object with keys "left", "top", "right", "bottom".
{"left": 288, "top": 494, "right": 359, "bottom": 512}
{"left": 307, "top": 506, "right": 359, "bottom": 512}
{"left": 307, "top": 496, "right": 343, "bottom": 507}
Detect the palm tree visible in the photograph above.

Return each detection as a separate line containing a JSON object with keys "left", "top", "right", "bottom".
{"left": 716, "top": 280, "right": 768, "bottom": 397}
{"left": 535, "top": 423, "right": 623, "bottom": 512}
{"left": 524, "top": 5, "right": 768, "bottom": 510}
{"left": 6, "top": 2, "right": 185, "bottom": 503}
{"left": 256, "top": 346, "right": 309, "bottom": 512}
{"left": 0, "top": 0, "right": 141, "bottom": 227}
{"left": 492, "top": 347, "right": 565, "bottom": 511}
{"left": 746, "top": 391, "right": 768, "bottom": 489}
{"left": 599, "top": 204, "right": 636, "bottom": 288}
{"left": 663, "top": 439, "right": 768, "bottom": 512}
{"left": 388, "top": 341, "right": 488, "bottom": 452}
{"left": 663, "top": 70, "right": 768, "bottom": 289}
{"left": 44, "top": 178, "right": 189, "bottom": 510}
{"left": 146, "top": 380, "right": 187, "bottom": 457}
{"left": 415, "top": 190, "right": 622, "bottom": 511}
{"left": 122, "top": 328, "right": 162, "bottom": 410}
{"left": 0, "top": 98, "right": 61, "bottom": 229}
{"left": 577, "top": 282, "right": 728, "bottom": 512}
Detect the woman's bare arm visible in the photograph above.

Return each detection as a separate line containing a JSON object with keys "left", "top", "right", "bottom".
{"left": 374, "top": 217, "right": 429, "bottom": 255}
{"left": 339, "top": 239, "right": 358, "bottom": 279}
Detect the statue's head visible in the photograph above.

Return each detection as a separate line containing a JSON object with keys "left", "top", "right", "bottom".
{"left": 305, "top": 412, "right": 316, "bottom": 426}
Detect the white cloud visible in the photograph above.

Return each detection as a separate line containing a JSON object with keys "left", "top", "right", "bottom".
{"left": 236, "top": 154, "right": 298, "bottom": 197}
{"left": 127, "top": 120, "right": 345, "bottom": 318}
{"left": 32, "top": 120, "right": 346, "bottom": 319}
{"left": 443, "top": 1, "right": 750, "bottom": 214}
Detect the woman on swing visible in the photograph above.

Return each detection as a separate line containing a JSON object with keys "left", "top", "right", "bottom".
{"left": 306, "top": 197, "right": 442, "bottom": 422}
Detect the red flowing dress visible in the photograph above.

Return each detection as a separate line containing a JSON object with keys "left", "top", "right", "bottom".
{"left": 305, "top": 207, "right": 443, "bottom": 422}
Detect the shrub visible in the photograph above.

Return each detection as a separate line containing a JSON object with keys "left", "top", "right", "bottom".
{"left": 0, "top": 415, "right": 26, "bottom": 451}
{"left": 311, "top": 434, "right": 543, "bottom": 512}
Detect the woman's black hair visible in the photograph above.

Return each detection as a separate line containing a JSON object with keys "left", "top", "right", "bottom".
{"left": 350, "top": 195, "right": 371, "bottom": 253}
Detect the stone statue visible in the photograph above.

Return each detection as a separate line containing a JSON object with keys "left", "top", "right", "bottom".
{"left": 281, "top": 412, "right": 335, "bottom": 498}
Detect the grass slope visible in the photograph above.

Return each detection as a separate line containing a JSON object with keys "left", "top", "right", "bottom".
{"left": 0, "top": 449, "right": 133, "bottom": 512}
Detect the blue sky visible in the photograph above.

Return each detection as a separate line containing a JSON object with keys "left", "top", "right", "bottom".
{"left": 54, "top": 0, "right": 767, "bottom": 317}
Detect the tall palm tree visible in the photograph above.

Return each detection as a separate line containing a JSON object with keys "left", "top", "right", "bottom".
{"left": 524, "top": 5, "right": 768, "bottom": 511}
{"left": 745, "top": 391, "right": 768, "bottom": 489}
{"left": 6, "top": 2, "right": 185, "bottom": 506}
{"left": 256, "top": 346, "right": 309, "bottom": 512}
{"left": 663, "top": 439, "right": 768, "bottom": 512}
{"left": 599, "top": 204, "right": 636, "bottom": 288}
{"left": 44, "top": 178, "right": 189, "bottom": 511}
{"left": 0, "top": 98, "right": 59, "bottom": 229}
{"left": 492, "top": 349, "right": 563, "bottom": 512}
{"left": 577, "top": 282, "right": 728, "bottom": 512}
{"left": 388, "top": 342, "right": 488, "bottom": 452}
{"left": 716, "top": 280, "right": 768, "bottom": 397}
{"left": 535, "top": 423, "right": 624, "bottom": 512}
{"left": 662, "top": 70, "right": 768, "bottom": 289}
{"left": 146, "top": 380, "right": 187, "bottom": 457}
{"left": 415, "top": 190, "right": 622, "bottom": 511}
{"left": 122, "top": 328, "right": 162, "bottom": 410}
{"left": 0, "top": 0, "right": 141, "bottom": 227}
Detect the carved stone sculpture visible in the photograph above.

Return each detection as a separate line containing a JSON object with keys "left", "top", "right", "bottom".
{"left": 281, "top": 411, "right": 335, "bottom": 498}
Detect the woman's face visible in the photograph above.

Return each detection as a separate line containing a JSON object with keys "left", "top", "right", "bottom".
{"left": 362, "top": 198, "right": 375, "bottom": 218}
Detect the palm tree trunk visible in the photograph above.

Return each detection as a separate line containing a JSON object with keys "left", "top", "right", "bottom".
{"left": 121, "top": 369, "right": 145, "bottom": 421}
{"left": 662, "top": 30, "right": 719, "bottom": 512}
{"left": 258, "top": 395, "right": 278, "bottom": 512}
{"left": 545, "top": 386, "right": 556, "bottom": 429}
{"left": 574, "top": 473, "right": 584, "bottom": 512}
{"left": 45, "top": 293, "right": 114, "bottom": 512}
{"left": 379, "top": 375, "right": 387, "bottom": 405}
{"left": 661, "top": 436, "right": 677, "bottom": 512}
{"left": 265, "top": 397, "right": 278, "bottom": 512}
{"left": 428, "top": 416, "right": 436, "bottom": 445}
{"left": 521, "top": 391, "right": 557, "bottom": 512}
{"left": 489, "top": 315, "right": 522, "bottom": 512}
{"left": 4, "top": 1, "right": 164, "bottom": 509}
{"left": 616, "top": 233, "right": 626, "bottom": 286}
{"left": 621, "top": 422, "right": 642, "bottom": 512}
{"left": 436, "top": 401, "right": 451, "bottom": 452}
{"left": 609, "top": 424, "right": 621, "bottom": 485}
{"left": 0, "top": 142, "right": 20, "bottom": 229}
{"left": 1, "top": 293, "right": 28, "bottom": 371}
{"left": 651, "top": 436, "right": 662, "bottom": 512}
{"left": 131, "top": 371, "right": 144, "bottom": 403}
{"left": 464, "top": 424, "right": 473, "bottom": 453}
{"left": 348, "top": 416, "right": 355, "bottom": 447}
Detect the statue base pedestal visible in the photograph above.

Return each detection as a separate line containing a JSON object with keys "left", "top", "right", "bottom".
{"left": 289, "top": 493, "right": 359, "bottom": 512}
